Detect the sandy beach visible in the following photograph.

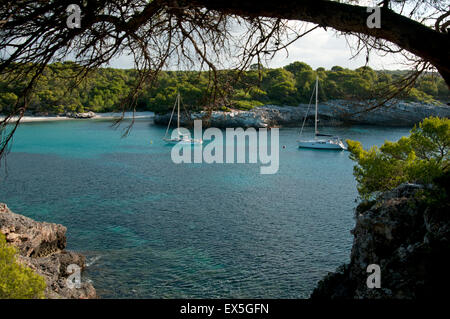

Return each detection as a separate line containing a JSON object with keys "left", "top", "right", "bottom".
{"left": 0, "top": 111, "right": 155, "bottom": 123}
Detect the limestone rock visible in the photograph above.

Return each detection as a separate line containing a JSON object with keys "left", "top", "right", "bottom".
{"left": 154, "top": 100, "right": 450, "bottom": 128}
{"left": 311, "top": 183, "right": 450, "bottom": 299}
{"left": 0, "top": 203, "right": 97, "bottom": 299}
{"left": 66, "top": 111, "right": 96, "bottom": 119}
{"left": 0, "top": 204, "right": 66, "bottom": 257}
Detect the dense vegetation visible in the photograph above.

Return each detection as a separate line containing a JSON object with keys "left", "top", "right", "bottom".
{"left": 1, "top": 61, "right": 448, "bottom": 115}
{"left": 0, "top": 233, "right": 46, "bottom": 298}
{"left": 347, "top": 117, "right": 450, "bottom": 200}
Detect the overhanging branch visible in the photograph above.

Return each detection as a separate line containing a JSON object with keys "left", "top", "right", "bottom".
{"left": 187, "top": 0, "right": 450, "bottom": 86}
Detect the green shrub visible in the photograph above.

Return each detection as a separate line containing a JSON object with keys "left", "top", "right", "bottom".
{"left": 347, "top": 116, "right": 450, "bottom": 199}
{"left": 231, "top": 100, "right": 263, "bottom": 110}
{"left": 0, "top": 92, "right": 18, "bottom": 113}
{"left": 0, "top": 233, "right": 47, "bottom": 299}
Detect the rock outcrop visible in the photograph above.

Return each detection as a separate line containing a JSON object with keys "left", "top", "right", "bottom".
{"left": 311, "top": 183, "right": 450, "bottom": 299}
{"left": 66, "top": 111, "right": 96, "bottom": 119}
{"left": 0, "top": 203, "right": 96, "bottom": 299}
{"left": 154, "top": 100, "right": 450, "bottom": 128}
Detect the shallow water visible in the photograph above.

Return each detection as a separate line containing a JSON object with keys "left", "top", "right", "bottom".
{"left": 0, "top": 119, "right": 410, "bottom": 298}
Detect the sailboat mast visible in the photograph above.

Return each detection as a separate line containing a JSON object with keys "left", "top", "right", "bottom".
{"left": 315, "top": 76, "right": 318, "bottom": 135}
{"left": 177, "top": 92, "right": 180, "bottom": 134}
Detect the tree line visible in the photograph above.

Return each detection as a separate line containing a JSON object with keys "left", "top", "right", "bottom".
{"left": 0, "top": 61, "right": 448, "bottom": 115}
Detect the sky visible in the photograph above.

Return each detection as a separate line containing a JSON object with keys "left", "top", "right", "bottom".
{"left": 106, "top": 0, "right": 414, "bottom": 71}
{"left": 107, "top": 26, "right": 408, "bottom": 71}
{"left": 259, "top": 27, "right": 409, "bottom": 71}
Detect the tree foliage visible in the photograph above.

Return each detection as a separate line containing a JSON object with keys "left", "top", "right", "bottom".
{"left": 347, "top": 117, "right": 450, "bottom": 199}
{"left": 0, "top": 233, "right": 47, "bottom": 299}
{"left": 1, "top": 61, "right": 447, "bottom": 115}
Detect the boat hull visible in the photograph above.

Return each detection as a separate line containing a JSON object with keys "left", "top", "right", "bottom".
{"left": 298, "top": 140, "right": 346, "bottom": 150}
{"left": 163, "top": 138, "right": 203, "bottom": 145}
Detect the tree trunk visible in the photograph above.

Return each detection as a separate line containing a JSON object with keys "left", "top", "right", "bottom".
{"left": 189, "top": 0, "right": 450, "bottom": 87}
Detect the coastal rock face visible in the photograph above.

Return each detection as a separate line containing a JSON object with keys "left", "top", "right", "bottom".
{"left": 0, "top": 203, "right": 96, "bottom": 299}
{"left": 155, "top": 107, "right": 273, "bottom": 128}
{"left": 154, "top": 100, "right": 450, "bottom": 128}
{"left": 311, "top": 183, "right": 450, "bottom": 299}
{"left": 66, "top": 111, "right": 96, "bottom": 119}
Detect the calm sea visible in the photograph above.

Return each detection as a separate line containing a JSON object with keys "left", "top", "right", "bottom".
{"left": 0, "top": 119, "right": 410, "bottom": 298}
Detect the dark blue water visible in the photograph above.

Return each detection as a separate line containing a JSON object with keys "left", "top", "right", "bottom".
{"left": 0, "top": 119, "right": 410, "bottom": 298}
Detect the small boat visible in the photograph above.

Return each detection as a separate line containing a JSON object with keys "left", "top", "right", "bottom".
{"left": 298, "top": 77, "right": 346, "bottom": 150}
{"left": 162, "top": 92, "right": 203, "bottom": 145}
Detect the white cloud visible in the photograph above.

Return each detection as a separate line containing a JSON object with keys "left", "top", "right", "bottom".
{"left": 268, "top": 26, "right": 408, "bottom": 70}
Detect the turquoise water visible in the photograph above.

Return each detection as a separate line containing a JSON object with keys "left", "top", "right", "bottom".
{"left": 0, "top": 119, "right": 410, "bottom": 298}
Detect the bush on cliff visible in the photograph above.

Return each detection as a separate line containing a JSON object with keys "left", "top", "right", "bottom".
{"left": 0, "top": 233, "right": 46, "bottom": 299}
{"left": 347, "top": 116, "right": 450, "bottom": 199}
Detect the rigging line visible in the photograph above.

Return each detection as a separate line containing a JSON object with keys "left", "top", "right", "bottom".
{"left": 164, "top": 95, "right": 178, "bottom": 138}
{"left": 299, "top": 83, "right": 316, "bottom": 136}
{"left": 179, "top": 94, "right": 191, "bottom": 123}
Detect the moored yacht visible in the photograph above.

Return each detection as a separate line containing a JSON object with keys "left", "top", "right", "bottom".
{"left": 298, "top": 77, "right": 346, "bottom": 150}
{"left": 162, "top": 92, "right": 203, "bottom": 145}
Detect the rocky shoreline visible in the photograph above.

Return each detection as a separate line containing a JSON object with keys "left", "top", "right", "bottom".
{"left": 311, "top": 183, "right": 450, "bottom": 299}
{"left": 0, "top": 203, "right": 96, "bottom": 299}
{"left": 154, "top": 100, "right": 450, "bottom": 128}
{"left": 65, "top": 111, "right": 97, "bottom": 119}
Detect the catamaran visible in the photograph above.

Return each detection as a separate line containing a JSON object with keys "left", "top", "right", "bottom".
{"left": 162, "top": 92, "right": 203, "bottom": 145}
{"left": 298, "top": 76, "right": 346, "bottom": 150}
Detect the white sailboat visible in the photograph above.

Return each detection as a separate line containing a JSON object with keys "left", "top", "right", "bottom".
{"left": 298, "top": 77, "right": 346, "bottom": 150}
{"left": 163, "top": 92, "right": 203, "bottom": 145}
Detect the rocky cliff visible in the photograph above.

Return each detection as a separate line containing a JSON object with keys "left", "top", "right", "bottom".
{"left": 311, "top": 183, "right": 450, "bottom": 299}
{"left": 154, "top": 100, "right": 450, "bottom": 128}
{"left": 0, "top": 203, "right": 96, "bottom": 299}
